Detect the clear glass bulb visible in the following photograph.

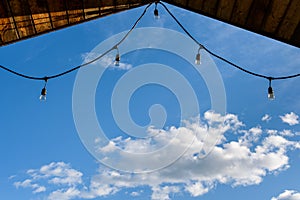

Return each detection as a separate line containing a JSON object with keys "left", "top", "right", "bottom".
{"left": 268, "top": 93, "right": 275, "bottom": 100}
{"left": 115, "top": 54, "right": 120, "bottom": 66}
{"left": 40, "top": 94, "right": 46, "bottom": 101}
{"left": 195, "top": 53, "right": 201, "bottom": 65}
{"left": 154, "top": 9, "right": 159, "bottom": 19}
{"left": 268, "top": 87, "right": 275, "bottom": 100}
{"left": 40, "top": 88, "right": 47, "bottom": 101}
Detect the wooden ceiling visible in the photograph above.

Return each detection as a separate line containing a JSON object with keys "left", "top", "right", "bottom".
{"left": 0, "top": 0, "right": 300, "bottom": 48}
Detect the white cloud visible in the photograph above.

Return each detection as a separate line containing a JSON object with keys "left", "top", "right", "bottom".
{"left": 271, "top": 190, "right": 300, "bottom": 200}
{"left": 13, "top": 162, "right": 83, "bottom": 199}
{"left": 239, "top": 126, "right": 262, "bottom": 146}
{"left": 48, "top": 187, "right": 81, "bottom": 200}
{"left": 130, "top": 191, "right": 141, "bottom": 197}
{"left": 185, "top": 182, "right": 212, "bottom": 197}
{"left": 12, "top": 111, "right": 300, "bottom": 200}
{"left": 279, "top": 130, "right": 294, "bottom": 137}
{"left": 81, "top": 52, "right": 132, "bottom": 70}
{"left": 280, "top": 112, "right": 299, "bottom": 126}
{"left": 151, "top": 186, "right": 179, "bottom": 200}
{"left": 262, "top": 114, "right": 272, "bottom": 122}
{"left": 28, "top": 162, "right": 83, "bottom": 186}
{"left": 14, "top": 179, "right": 46, "bottom": 194}
{"left": 8, "top": 175, "right": 16, "bottom": 180}
{"left": 267, "top": 129, "right": 296, "bottom": 137}
{"left": 267, "top": 129, "right": 278, "bottom": 135}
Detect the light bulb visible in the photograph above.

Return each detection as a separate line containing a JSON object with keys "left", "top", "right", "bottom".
{"left": 195, "top": 53, "right": 201, "bottom": 65}
{"left": 154, "top": 9, "right": 159, "bottom": 19}
{"left": 154, "top": 2, "right": 159, "bottom": 19}
{"left": 268, "top": 86, "right": 275, "bottom": 100}
{"left": 114, "top": 53, "right": 120, "bottom": 66}
{"left": 40, "top": 87, "right": 47, "bottom": 101}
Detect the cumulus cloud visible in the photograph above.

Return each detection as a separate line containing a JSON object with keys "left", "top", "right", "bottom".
{"left": 12, "top": 111, "right": 300, "bottom": 200}
{"left": 151, "top": 186, "right": 180, "bottom": 200}
{"left": 14, "top": 162, "right": 82, "bottom": 198}
{"left": 262, "top": 114, "right": 272, "bottom": 122}
{"left": 238, "top": 126, "right": 262, "bottom": 146}
{"left": 48, "top": 187, "right": 80, "bottom": 200}
{"left": 185, "top": 182, "right": 212, "bottom": 197}
{"left": 27, "top": 162, "right": 83, "bottom": 186}
{"left": 271, "top": 190, "right": 300, "bottom": 200}
{"left": 280, "top": 112, "right": 299, "bottom": 126}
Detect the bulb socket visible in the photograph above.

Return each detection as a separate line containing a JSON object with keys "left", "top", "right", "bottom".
{"left": 154, "top": 9, "right": 159, "bottom": 17}
{"left": 41, "top": 87, "right": 46, "bottom": 96}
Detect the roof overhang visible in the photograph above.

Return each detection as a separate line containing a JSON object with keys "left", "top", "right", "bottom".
{"left": 0, "top": 0, "right": 299, "bottom": 48}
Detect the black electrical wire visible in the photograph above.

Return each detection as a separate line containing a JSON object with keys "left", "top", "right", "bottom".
{"left": 158, "top": 1, "right": 300, "bottom": 81}
{"left": 0, "top": 1, "right": 299, "bottom": 82}
{"left": 0, "top": 2, "right": 153, "bottom": 81}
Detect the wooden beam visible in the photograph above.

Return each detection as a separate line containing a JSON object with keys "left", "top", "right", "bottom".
{"left": 276, "top": 0, "right": 300, "bottom": 40}
{"left": 216, "top": 0, "right": 236, "bottom": 21}
{"left": 245, "top": 0, "right": 271, "bottom": 31}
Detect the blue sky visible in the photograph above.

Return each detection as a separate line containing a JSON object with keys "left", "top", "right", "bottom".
{"left": 0, "top": 2, "right": 300, "bottom": 200}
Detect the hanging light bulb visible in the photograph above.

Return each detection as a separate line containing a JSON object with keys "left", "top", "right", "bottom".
{"left": 268, "top": 86, "right": 275, "bottom": 100}
{"left": 195, "top": 53, "right": 201, "bottom": 65}
{"left": 40, "top": 87, "right": 47, "bottom": 101}
{"left": 114, "top": 46, "right": 120, "bottom": 66}
{"left": 154, "top": 2, "right": 159, "bottom": 19}
{"left": 39, "top": 78, "right": 47, "bottom": 101}
{"left": 195, "top": 46, "right": 202, "bottom": 65}
{"left": 267, "top": 78, "right": 275, "bottom": 100}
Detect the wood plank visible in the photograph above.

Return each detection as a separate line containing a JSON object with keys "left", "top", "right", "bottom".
{"left": 83, "top": 7, "right": 100, "bottom": 20}
{"left": 166, "top": 0, "right": 187, "bottom": 7}
{"left": 216, "top": 0, "right": 236, "bottom": 21}
{"left": 9, "top": 0, "right": 35, "bottom": 38}
{"left": 83, "top": 0, "right": 101, "bottom": 19}
{"left": 245, "top": 0, "right": 271, "bottom": 31}
{"left": 261, "top": 0, "right": 290, "bottom": 34}
{"left": 0, "top": 1, "right": 9, "bottom": 17}
{"left": 202, "top": 0, "right": 219, "bottom": 15}
{"left": 27, "top": 0, "right": 52, "bottom": 33}
{"left": 0, "top": 1, "right": 18, "bottom": 44}
{"left": 290, "top": 21, "right": 300, "bottom": 47}
{"left": 230, "top": 0, "right": 253, "bottom": 25}
{"left": 115, "top": 0, "right": 131, "bottom": 10}
{"left": 47, "top": 0, "right": 68, "bottom": 28}
{"left": 276, "top": 0, "right": 300, "bottom": 40}
{"left": 187, "top": 0, "right": 204, "bottom": 11}
{"left": 100, "top": 0, "right": 115, "bottom": 7}
{"left": 66, "top": 0, "right": 84, "bottom": 24}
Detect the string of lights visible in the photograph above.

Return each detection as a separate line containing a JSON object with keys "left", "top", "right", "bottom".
{"left": 0, "top": 1, "right": 299, "bottom": 101}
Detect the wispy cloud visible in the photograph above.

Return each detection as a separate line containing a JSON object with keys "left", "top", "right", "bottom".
{"left": 48, "top": 187, "right": 81, "bottom": 200}
{"left": 280, "top": 112, "right": 299, "bottom": 126}
{"left": 28, "top": 162, "right": 83, "bottom": 186}
{"left": 267, "top": 129, "right": 296, "bottom": 137}
{"left": 81, "top": 52, "right": 132, "bottom": 70}
{"left": 262, "top": 114, "right": 272, "bottom": 122}
{"left": 271, "top": 190, "right": 300, "bottom": 200}
{"left": 11, "top": 111, "right": 300, "bottom": 200}
{"left": 14, "top": 162, "right": 82, "bottom": 198}
{"left": 14, "top": 179, "right": 46, "bottom": 194}
{"left": 130, "top": 191, "right": 142, "bottom": 197}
